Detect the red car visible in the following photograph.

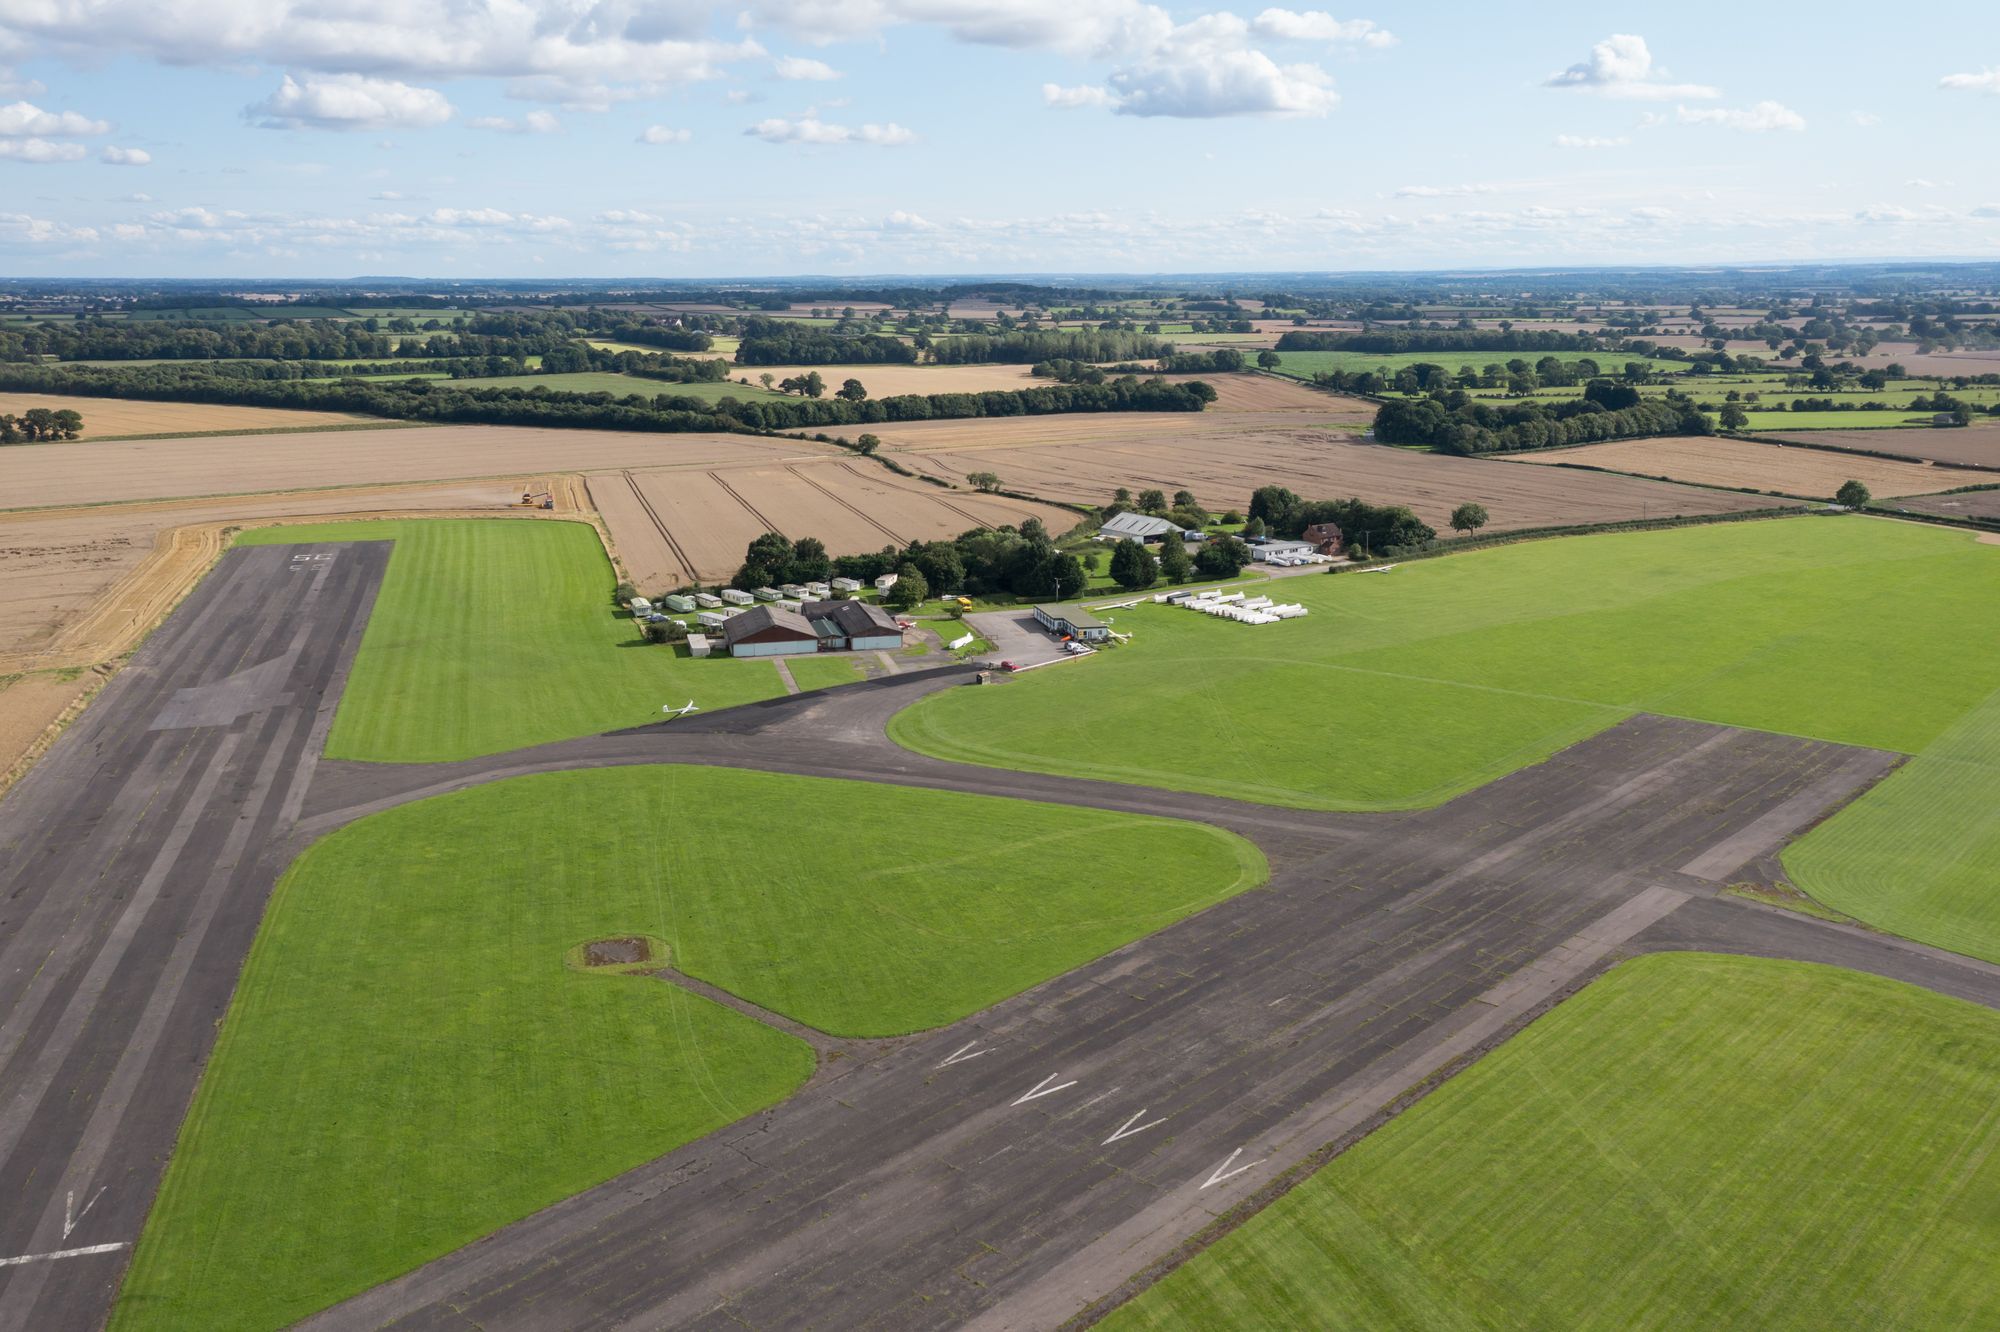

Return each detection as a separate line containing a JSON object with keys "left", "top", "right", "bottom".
{"left": 999, "top": 660, "right": 1018, "bottom": 672}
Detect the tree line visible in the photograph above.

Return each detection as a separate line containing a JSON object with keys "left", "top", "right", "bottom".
{"left": 1246, "top": 486, "right": 1437, "bottom": 554}
{"left": 1375, "top": 392, "right": 1707, "bottom": 455}
{"left": 0, "top": 363, "right": 1213, "bottom": 436}
{"left": 1274, "top": 329, "right": 1604, "bottom": 354}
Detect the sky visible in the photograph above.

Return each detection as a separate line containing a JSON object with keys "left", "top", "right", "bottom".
{"left": 1, "top": 1, "right": 1998, "bottom": 278}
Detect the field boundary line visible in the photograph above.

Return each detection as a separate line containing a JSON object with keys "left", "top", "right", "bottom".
{"left": 785, "top": 464, "right": 908, "bottom": 545}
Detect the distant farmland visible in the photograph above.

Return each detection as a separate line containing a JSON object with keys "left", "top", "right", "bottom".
{"left": 1504, "top": 434, "right": 1993, "bottom": 499}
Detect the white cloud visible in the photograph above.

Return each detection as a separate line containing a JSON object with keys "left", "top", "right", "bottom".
{"left": 1850, "top": 110, "right": 1881, "bottom": 126}
{"left": 0, "top": 69, "right": 46, "bottom": 98}
{"left": 1102, "top": 13, "right": 1338, "bottom": 118}
{"left": 638, "top": 124, "right": 692, "bottom": 143}
{"left": 1675, "top": 100, "right": 1804, "bottom": 133}
{"left": 745, "top": 115, "right": 914, "bottom": 144}
{"left": 1940, "top": 69, "right": 2000, "bottom": 94}
{"left": 467, "top": 110, "right": 560, "bottom": 133}
{"left": 882, "top": 209, "right": 935, "bottom": 230}
{"left": 1554, "top": 134, "right": 1628, "bottom": 149}
{"left": 1545, "top": 34, "right": 1718, "bottom": 100}
{"left": 745, "top": 0, "right": 1174, "bottom": 57}
{"left": 1395, "top": 182, "right": 1505, "bottom": 197}
{"left": 2, "top": 2, "right": 766, "bottom": 103}
{"left": 1248, "top": 10, "right": 1395, "bottom": 48}
{"left": 0, "top": 99, "right": 109, "bottom": 137}
{"left": 774, "top": 55, "right": 840, "bottom": 80}
{"left": 249, "top": 74, "right": 453, "bottom": 131}
{"left": 0, "top": 137, "right": 85, "bottom": 162}
{"left": 1043, "top": 82, "right": 1115, "bottom": 108}
{"left": 100, "top": 144, "right": 149, "bottom": 165}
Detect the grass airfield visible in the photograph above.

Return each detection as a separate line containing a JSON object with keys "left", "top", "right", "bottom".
{"left": 114, "top": 766, "right": 1262, "bottom": 1331}
{"left": 99, "top": 512, "right": 2000, "bottom": 1331}
{"left": 895, "top": 517, "right": 2000, "bottom": 961}
{"left": 1107, "top": 954, "right": 2000, "bottom": 1331}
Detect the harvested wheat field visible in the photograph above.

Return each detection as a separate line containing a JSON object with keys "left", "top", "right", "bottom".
{"left": 1760, "top": 426, "right": 2000, "bottom": 471}
{"left": 0, "top": 478, "right": 550, "bottom": 667}
{"left": 889, "top": 425, "right": 1780, "bottom": 530}
{"left": 1185, "top": 374, "right": 1368, "bottom": 416}
{"left": 0, "top": 392, "right": 374, "bottom": 439}
{"left": 3, "top": 424, "right": 839, "bottom": 509}
{"left": 0, "top": 668, "right": 98, "bottom": 799}
{"left": 1504, "top": 435, "right": 1991, "bottom": 499}
{"left": 593, "top": 458, "right": 1075, "bottom": 588}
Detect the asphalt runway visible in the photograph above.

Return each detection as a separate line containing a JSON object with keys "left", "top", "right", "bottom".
{"left": 10, "top": 545, "right": 2000, "bottom": 1332}
{"left": 0, "top": 542, "right": 389, "bottom": 1330}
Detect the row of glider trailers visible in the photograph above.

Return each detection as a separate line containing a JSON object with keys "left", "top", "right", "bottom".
{"left": 1152, "top": 588, "right": 1309, "bottom": 625}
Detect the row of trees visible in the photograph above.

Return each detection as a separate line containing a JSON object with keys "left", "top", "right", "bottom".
{"left": 1104, "top": 533, "right": 1253, "bottom": 590}
{"left": 0, "top": 364, "right": 1214, "bottom": 437}
{"left": 1275, "top": 329, "right": 1602, "bottom": 354}
{"left": 1374, "top": 394, "right": 1707, "bottom": 456}
{"left": 1246, "top": 486, "right": 1438, "bottom": 554}
{"left": 726, "top": 521, "right": 1095, "bottom": 604}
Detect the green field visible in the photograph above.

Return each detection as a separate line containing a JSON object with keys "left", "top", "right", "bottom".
{"left": 895, "top": 519, "right": 2000, "bottom": 952}
{"left": 114, "top": 766, "right": 1263, "bottom": 1332}
{"left": 236, "top": 520, "right": 788, "bottom": 761}
{"left": 896, "top": 519, "right": 2000, "bottom": 807}
{"left": 1787, "top": 680, "right": 2000, "bottom": 963}
{"left": 784, "top": 653, "right": 869, "bottom": 690}
{"left": 1107, "top": 953, "right": 2000, "bottom": 1331}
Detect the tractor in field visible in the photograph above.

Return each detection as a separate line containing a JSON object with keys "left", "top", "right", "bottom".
{"left": 519, "top": 491, "right": 554, "bottom": 509}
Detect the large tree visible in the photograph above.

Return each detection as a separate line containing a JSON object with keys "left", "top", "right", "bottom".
{"left": 1158, "top": 535, "right": 1193, "bottom": 584}
{"left": 1108, "top": 538, "right": 1158, "bottom": 591}
{"left": 1449, "top": 503, "right": 1489, "bottom": 537}
{"left": 1835, "top": 479, "right": 1871, "bottom": 508}
{"left": 1194, "top": 533, "right": 1252, "bottom": 579}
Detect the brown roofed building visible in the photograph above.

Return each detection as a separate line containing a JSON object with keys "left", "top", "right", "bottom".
{"left": 1303, "top": 522, "right": 1345, "bottom": 555}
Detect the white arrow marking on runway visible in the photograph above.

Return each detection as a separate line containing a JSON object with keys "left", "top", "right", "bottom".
{"left": 1011, "top": 1073, "right": 1077, "bottom": 1106}
{"left": 63, "top": 1186, "right": 107, "bottom": 1240}
{"left": 1103, "top": 1109, "right": 1167, "bottom": 1145}
{"left": 0, "top": 1242, "right": 128, "bottom": 1269}
{"left": 1200, "top": 1148, "right": 1265, "bottom": 1189}
{"left": 937, "top": 1041, "right": 988, "bottom": 1069}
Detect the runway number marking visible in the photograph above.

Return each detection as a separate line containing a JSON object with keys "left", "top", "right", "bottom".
{"left": 0, "top": 1242, "right": 128, "bottom": 1269}
{"left": 937, "top": 1042, "right": 988, "bottom": 1068}
{"left": 1200, "top": 1148, "right": 1265, "bottom": 1189}
{"left": 1011, "top": 1073, "right": 1077, "bottom": 1106}
{"left": 64, "top": 1186, "right": 107, "bottom": 1240}
{"left": 1103, "top": 1109, "right": 1167, "bottom": 1145}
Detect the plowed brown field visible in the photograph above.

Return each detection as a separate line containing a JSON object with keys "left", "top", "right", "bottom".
{"left": 0, "top": 392, "right": 372, "bottom": 438}
{"left": 1760, "top": 426, "right": 2000, "bottom": 470}
{"left": 1504, "top": 435, "right": 1990, "bottom": 498}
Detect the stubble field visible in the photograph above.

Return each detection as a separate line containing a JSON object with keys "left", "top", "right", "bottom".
{"left": 0, "top": 392, "right": 374, "bottom": 438}
{"left": 883, "top": 420, "right": 1779, "bottom": 530}
{"left": 593, "top": 459, "right": 1077, "bottom": 588}
{"left": 1504, "top": 434, "right": 1990, "bottom": 499}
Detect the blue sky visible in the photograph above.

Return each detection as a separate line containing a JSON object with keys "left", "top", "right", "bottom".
{"left": 1, "top": 2, "right": 1997, "bottom": 277}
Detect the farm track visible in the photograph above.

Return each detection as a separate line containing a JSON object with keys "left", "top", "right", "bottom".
{"left": 614, "top": 470, "right": 698, "bottom": 584}
{"left": 709, "top": 470, "right": 783, "bottom": 536}
{"left": 786, "top": 465, "right": 909, "bottom": 545}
